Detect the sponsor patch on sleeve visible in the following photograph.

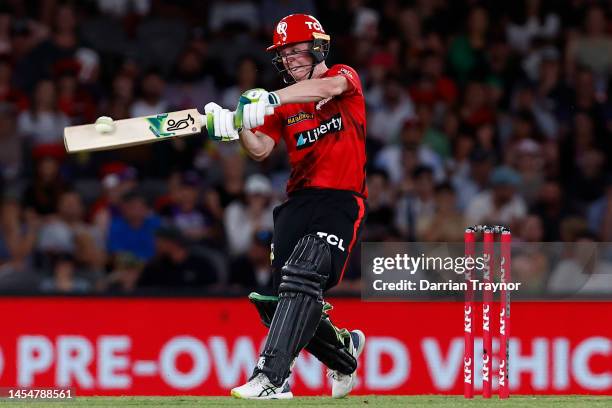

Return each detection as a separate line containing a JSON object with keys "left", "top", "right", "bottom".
{"left": 286, "top": 112, "right": 315, "bottom": 126}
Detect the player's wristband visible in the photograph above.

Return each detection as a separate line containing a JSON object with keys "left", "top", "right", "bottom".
{"left": 268, "top": 92, "right": 281, "bottom": 106}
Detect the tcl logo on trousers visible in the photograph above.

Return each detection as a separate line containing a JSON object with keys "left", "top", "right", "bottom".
{"left": 316, "top": 232, "right": 345, "bottom": 251}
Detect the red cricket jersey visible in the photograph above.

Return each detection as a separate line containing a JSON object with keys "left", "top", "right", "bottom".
{"left": 255, "top": 64, "right": 367, "bottom": 197}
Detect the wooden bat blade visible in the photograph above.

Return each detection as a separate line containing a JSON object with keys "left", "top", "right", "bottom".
{"left": 64, "top": 109, "right": 203, "bottom": 153}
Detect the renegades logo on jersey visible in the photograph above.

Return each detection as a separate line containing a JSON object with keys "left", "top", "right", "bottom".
{"left": 294, "top": 114, "right": 343, "bottom": 150}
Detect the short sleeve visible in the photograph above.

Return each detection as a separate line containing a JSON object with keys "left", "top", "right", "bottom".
{"left": 326, "top": 64, "right": 363, "bottom": 96}
{"left": 253, "top": 106, "right": 284, "bottom": 144}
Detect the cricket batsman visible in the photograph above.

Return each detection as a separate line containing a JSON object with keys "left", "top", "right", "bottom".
{"left": 204, "top": 14, "right": 367, "bottom": 399}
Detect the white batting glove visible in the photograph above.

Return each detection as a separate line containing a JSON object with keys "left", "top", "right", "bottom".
{"left": 235, "top": 88, "right": 280, "bottom": 130}
{"left": 204, "top": 102, "right": 239, "bottom": 142}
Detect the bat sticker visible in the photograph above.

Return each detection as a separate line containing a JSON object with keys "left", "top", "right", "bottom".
{"left": 167, "top": 113, "right": 195, "bottom": 131}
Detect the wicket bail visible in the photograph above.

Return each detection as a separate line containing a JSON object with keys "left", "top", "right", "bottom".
{"left": 463, "top": 225, "right": 512, "bottom": 399}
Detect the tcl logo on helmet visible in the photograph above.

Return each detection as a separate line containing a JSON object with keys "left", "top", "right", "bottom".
{"left": 305, "top": 21, "right": 323, "bottom": 32}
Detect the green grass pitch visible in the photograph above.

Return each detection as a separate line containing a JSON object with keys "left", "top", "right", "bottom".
{"left": 2, "top": 395, "right": 611, "bottom": 408}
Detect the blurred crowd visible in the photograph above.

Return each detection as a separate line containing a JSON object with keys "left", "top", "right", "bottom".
{"left": 0, "top": 0, "right": 611, "bottom": 295}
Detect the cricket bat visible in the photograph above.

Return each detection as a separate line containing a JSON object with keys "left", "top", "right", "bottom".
{"left": 64, "top": 104, "right": 275, "bottom": 153}
{"left": 64, "top": 109, "right": 205, "bottom": 153}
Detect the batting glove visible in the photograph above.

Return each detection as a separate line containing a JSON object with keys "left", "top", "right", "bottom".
{"left": 235, "top": 88, "right": 281, "bottom": 130}
{"left": 204, "top": 102, "right": 239, "bottom": 142}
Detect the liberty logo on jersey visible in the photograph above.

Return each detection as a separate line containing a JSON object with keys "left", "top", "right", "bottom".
{"left": 294, "top": 114, "right": 343, "bottom": 150}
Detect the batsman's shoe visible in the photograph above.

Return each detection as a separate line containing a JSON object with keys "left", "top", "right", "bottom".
{"left": 231, "top": 373, "right": 293, "bottom": 400}
{"left": 329, "top": 329, "right": 366, "bottom": 398}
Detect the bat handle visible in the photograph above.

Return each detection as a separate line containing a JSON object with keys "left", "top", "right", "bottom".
{"left": 204, "top": 107, "right": 274, "bottom": 130}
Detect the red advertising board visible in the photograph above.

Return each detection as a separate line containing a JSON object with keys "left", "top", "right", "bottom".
{"left": 0, "top": 298, "right": 609, "bottom": 396}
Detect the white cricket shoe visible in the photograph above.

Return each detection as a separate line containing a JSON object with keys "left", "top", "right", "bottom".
{"left": 231, "top": 372, "right": 293, "bottom": 400}
{"left": 329, "top": 329, "right": 366, "bottom": 398}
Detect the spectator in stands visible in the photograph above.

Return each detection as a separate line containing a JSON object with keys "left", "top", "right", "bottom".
{"left": 21, "top": 145, "right": 67, "bottom": 216}
{"left": 228, "top": 229, "right": 273, "bottom": 291}
{"left": 565, "top": 69, "right": 608, "bottom": 136}
{"left": 138, "top": 226, "right": 219, "bottom": 288}
{"left": 375, "top": 119, "right": 445, "bottom": 186}
{"left": 206, "top": 3, "right": 265, "bottom": 74}
{"left": 535, "top": 46, "right": 571, "bottom": 123}
{"left": 460, "top": 81, "right": 496, "bottom": 128}
{"left": 109, "top": 73, "right": 136, "bottom": 108}
{"left": 216, "top": 153, "right": 246, "bottom": 208}
{"left": 166, "top": 47, "right": 217, "bottom": 111}
{"left": 37, "top": 190, "right": 104, "bottom": 274}
{"left": 568, "top": 147, "right": 607, "bottom": 208}
{"left": 448, "top": 6, "right": 490, "bottom": 83}
{"left": 90, "top": 163, "right": 138, "bottom": 240}
{"left": 465, "top": 166, "right": 527, "bottom": 228}
{"left": 512, "top": 139, "right": 545, "bottom": 206}
{"left": 532, "top": 179, "right": 572, "bottom": 241}
{"left": 0, "top": 58, "right": 29, "bottom": 111}
{"left": 0, "top": 102, "right": 21, "bottom": 181}
{"left": 420, "top": 182, "right": 465, "bottom": 242}
{"left": 106, "top": 190, "right": 160, "bottom": 262}
{"left": 548, "top": 231, "right": 612, "bottom": 294}
{"left": 565, "top": 5, "right": 612, "bottom": 89}
{"left": 417, "top": 104, "right": 452, "bottom": 160}
{"left": 0, "top": 6, "right": 11, "bottom": 55}
{"left": 395, "top": 165, "right": 437, "bottom": 240}
{"left": 451, "top": 142, "right": 491, "bottom": 210}
{"left": 0, "top": 198, "right": 37, "bottom": 273}
{"left": 158, "top": 170, "right": 215, "bottom": 243}
{"left": 512, "top": 213, "right": 549, "bottom": 293}
{"left": 224, "top": 174, "right": 274, "bottom": 256}
{"left": 587, "top": 176, "right": 612, "bottom": 242}
{"left": 221, "top": 56, "right": 259, "bottom": 109}
{"left": 37, "top": 192, "right": 94, "bottom": 294}
{"left": 506, "top": 0, "right": 560, "bottom": 54}
{"left": 511, "top": 79, "right": 558, "bottom": 139}
{"left": 13, "top": 4, "right": 81, "bottom": 93}
{"left": 96, "top": 252, "right": 143, "bottom": 294}
{"left": 409, "top": 50, "right": 458, "bottom": 110}
{"left": 38, "top": 256, "right": 91, "bottom": 293}
{"left": 55, "top": 61, "right": 97, "bottom": 124}
{"left": 130, "top": 70, "right": 168, "bottom": 117}
{"left": 363, "top": 169, "right": 395, "bottom": 238}
{"left": 364, "top": 51, "right": 396, "bottom": 109}
{"left": 17, "top": 79, "right": 70, "bottom": 146}
{"left": 368, "top": 73, "right": 416, "bottom": 145}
